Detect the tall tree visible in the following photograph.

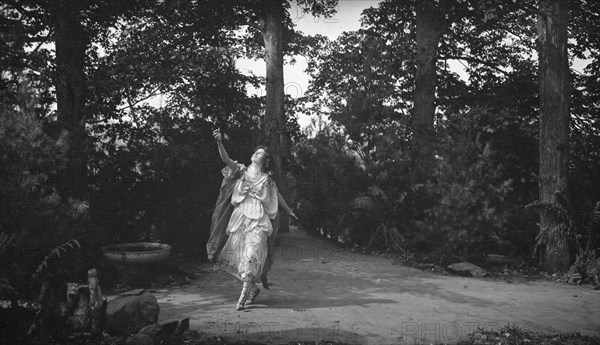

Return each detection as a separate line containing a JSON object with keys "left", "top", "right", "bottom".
{"left": 412, "top": 0, "right": 447, "bottom": 178}
{"left": 261, "top": 0, "right": 286, "bottom": 180}
{"left": 256, "top": 0, "right": 290, "bottom": 242}
{"left": 536, "top": 0, "right": 570, "bottom": 272}
{"left": 254, "top": 0, "right": 337, "bottom": 286}
{"left": 52, "top": 0, "right": 89, "bottom": 198}
{"left": 258, "top": 0, "right": 338, "bottom": 234}
{"left": 1, "top": 0, "right": 152, "bottom": 199}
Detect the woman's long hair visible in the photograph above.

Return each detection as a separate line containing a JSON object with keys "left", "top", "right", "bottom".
{"left": 254, "top": 145, "right": 275, "bottom": 177}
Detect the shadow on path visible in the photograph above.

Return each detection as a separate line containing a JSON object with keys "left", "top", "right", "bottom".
{"left": 153, "top": 227, "right": 600, "bottom": 345}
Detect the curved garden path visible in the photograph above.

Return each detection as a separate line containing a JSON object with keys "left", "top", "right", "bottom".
{"left": 154, "top": 227, "right": 600, "bottom": 344}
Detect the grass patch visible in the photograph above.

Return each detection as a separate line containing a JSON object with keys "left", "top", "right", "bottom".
{"left": 457, "top": 325, "right": 600, "bottom": 345}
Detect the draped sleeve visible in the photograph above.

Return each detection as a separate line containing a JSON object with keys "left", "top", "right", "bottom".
{"left": 263, "top": 176, "right": 279, "bottom": 220}
{"left": 206, "top": 162, "right": 246, "bottom": 258}
{"left": 221, "top": 162, "right": 246, "bottom": 182}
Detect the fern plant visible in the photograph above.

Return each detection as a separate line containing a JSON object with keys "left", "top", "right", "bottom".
{"left": 31, "top": 239, "right": 81, "bottom": 285}
{"left": 0, "top": 231, "right": 18, "bottom": 300}
{"left": 525, "top": 198, "right": 576, "bottom": 256}
{"left": 573, "top": 202, "right": 600, "bottom": 284}
{"left": 575, "top": 202, "right": 600, "bottom": 255}
{"left": 0, "top": 232, "right": 16, "bottom": 257}
{"left": 26, "top": 239, "right": 82, "bottom": 339}
{"left": 526, "top": 196, "right": 600, "bottom": 282}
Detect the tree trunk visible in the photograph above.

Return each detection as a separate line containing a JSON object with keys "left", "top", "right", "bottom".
{"left": 53, "top": 0, "right": 88, "bottom": 198}
{"left": 537, "top": 0, "right": 570, "bottom": 273}
{"left": 412, "top": 0, "right": 445, "bottom": 179}
{"left": 262, "top": 0, "right": 290, "bottom": 233}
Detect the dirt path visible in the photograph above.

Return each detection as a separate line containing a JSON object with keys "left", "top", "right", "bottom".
{"left": 154, "top": 227, "right": 600, "bottom": 344}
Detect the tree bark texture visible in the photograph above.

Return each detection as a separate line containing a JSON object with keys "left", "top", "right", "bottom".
{"left": 53, "top": 0, "right": 89, "bottom": 198}
{"left": 537, "top": 0, "right": 570, "bottom": 273}
{"left": 262, "top": 0, "right": 290, "bottom": 233}
{"left": 412, "top": 0, "right": 445, "bottom": 179}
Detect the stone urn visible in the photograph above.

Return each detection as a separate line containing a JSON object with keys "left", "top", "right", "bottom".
{"left": 101, "top": 243, "right": 172, "bottom": 287}
{"left": 101, "top": 242, "right": 171, "bottom": 264}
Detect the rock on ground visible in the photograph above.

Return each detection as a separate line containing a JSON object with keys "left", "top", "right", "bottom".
{"left": 447, "top": 261, "right": 488, "bottom": 277}
{"left": 106, "top": 291, "right": 159, "bottom": 335}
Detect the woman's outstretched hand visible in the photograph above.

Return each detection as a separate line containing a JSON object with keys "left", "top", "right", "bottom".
{"left": 213, "top": 129, "right": 223, "bottom": 142}
{"left": 289, "top": 211, "right": 299, "bottom": 221}
{"left": 213, "top": 129, "right": 236, "bottom": 169}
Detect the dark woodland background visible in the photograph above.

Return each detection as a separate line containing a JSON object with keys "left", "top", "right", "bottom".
{"left": 1, "top": 0, "right": 599, "bottom": 332}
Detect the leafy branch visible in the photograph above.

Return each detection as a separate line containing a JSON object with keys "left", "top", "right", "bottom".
{"left": 438, "top": 55, "right": 509, "bottom": 75}
{"left": 0, "top": 232, "right": 16, "bottom": 257}
{"left": 31, "top": 239, "right": 81, "bottom": 284}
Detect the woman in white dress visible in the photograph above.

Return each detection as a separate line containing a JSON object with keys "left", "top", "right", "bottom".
{"left": 210, "top": 129, "right": 295, "bottom": 310}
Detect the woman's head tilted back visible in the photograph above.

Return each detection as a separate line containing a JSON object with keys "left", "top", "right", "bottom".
{"left": 252, "top": 145, "right": 274, "bottom": 175}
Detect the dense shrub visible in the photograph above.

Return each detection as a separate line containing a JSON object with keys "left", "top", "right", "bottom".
{"left": 293, "top": 107, "right": 542, "bottom": 263}
{"left": 0, "top": 82, "right": 91, "bottom": 303}
{"left": 88, "top": 112, "right": 254, "bottom": 255}
{"left": 292, "top": 129, "right": 369, "bottom": 240}
{"left": 413, "top": 135, "right": 513, "bottom": 262}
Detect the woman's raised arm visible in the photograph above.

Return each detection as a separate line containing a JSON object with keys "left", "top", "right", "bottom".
{"left": 213, "top": 129, "right": 237, "bottom": 171}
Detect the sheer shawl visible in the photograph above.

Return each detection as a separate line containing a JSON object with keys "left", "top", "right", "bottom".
{"left": 206, "top": 163, "right": 279, "bottom": 257}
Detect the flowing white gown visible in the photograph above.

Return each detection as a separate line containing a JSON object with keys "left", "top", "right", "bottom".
{"left": 216, "top": 162, "right": 278, "bottom": 283}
